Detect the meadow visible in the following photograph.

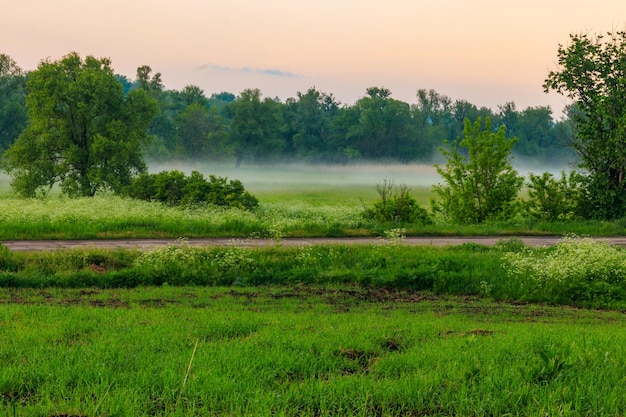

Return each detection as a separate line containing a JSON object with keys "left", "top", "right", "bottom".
{"left": 3, "top": 164, "right": 626, "bottom": 415}
{"left": 1, "top": 164, "right": 626, "bottom": 240}
{"left": 3, "top": 286, "right": 626, "bottom": 416}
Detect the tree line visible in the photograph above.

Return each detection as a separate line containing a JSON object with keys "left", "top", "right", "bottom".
{"left": 0, "top": 53, "right": 573, "bottom": 169}
{"left": 2, "top": 29, "right": 625, "bottom": 221}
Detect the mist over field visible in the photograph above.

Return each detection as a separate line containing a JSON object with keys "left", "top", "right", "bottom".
{"left": 0, "top": 159, "right": 577, "bottom": 201}
{"left": 148, "top": 160, "right": 576, "bottom": 191}
{"left": 149, "top": 162, "right": 438, "bottom": 188}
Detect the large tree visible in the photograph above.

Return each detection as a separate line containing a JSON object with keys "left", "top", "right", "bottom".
{"left": 348, "top": 87, "right": 417, "bottom": 161}
{"left": 227, "top": 88, "right": 284, "bottom": 168}
{"left": 544, "top": 30, "right": 626, "bottom": 219}
{"left": 2, "top": 52, "right": 157, "bottom": 197}
{"left": 284, "top": 87, "right": 340, "bottom": 161}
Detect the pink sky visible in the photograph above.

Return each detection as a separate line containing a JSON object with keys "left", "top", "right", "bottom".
{"left": 3, "top": 0, "right": 626, "bottom": 116}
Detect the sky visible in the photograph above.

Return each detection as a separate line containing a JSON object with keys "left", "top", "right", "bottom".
{"left": 3, "top": 0, "right": 626, "bottom": 117}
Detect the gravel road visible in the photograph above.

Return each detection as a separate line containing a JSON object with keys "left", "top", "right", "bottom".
{"left": 4, "top": 236, "right": 626, "bottom": 252}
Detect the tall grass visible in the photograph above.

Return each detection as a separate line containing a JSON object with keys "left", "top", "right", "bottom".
{"left": 0, "top": 196, "right": 370, "bottom": 239}
{"left": 3, "top": 195, "right": 626, "bottom": 239}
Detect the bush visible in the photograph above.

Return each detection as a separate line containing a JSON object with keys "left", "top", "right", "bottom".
{"left": 524, "top": 171, "right": 583, "bottom": 221}
{"left": 432, "top": 117, "right": 523, "bottom": 223}
{"left": 123, "top": 170, "right": 259, "bottom": 210}
{"left": 364, "top": 180, "right": 431, "bottom": 224}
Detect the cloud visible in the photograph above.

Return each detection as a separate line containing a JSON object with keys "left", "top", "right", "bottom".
{"left": 199, "top": 63, "right": 300, "bottom": 78}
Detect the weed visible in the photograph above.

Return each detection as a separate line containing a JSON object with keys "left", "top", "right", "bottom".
{"left": 382, "top": 228, "right": 407, "bottom": 245}
{"left": 529, "top": 343, "right": 573, "bottom": 385}
{"left": 503, "top": 235, "right": 626, "bottom": 306}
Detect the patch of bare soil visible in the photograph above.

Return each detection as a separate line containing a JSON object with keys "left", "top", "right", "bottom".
{"left": 0, "top": 289, "right": 129, "bottom": 308}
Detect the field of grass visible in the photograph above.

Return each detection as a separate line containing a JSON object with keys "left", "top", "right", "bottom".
{"left": 3, "top": 163, "right": 626, "bottom": 240}
{"left": 3, "top": 286, "right": 626, "bottom": 416}
{"left": 3, "top": 164, "right": 626, "bottom": 415}
{"left": 2, "top": 193, "right": 626, "bottom": 240}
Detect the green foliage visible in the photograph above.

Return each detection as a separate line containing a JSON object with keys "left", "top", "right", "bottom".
{"left": 284, "top": 87, "right": 340, "bottom": 161}
{"left": 0, "top": 243, "right": 504, "bottom": 295}
{"left": 346, "top": 88, "right": 417, "bottom": 161}
{"left": 2, "top": 52, "right": 158, "bottom": 197}
{"left": 0, "top": 51, "right": 582, "bottom": 166}
{"left": 0, "top": 54, "right": 27, "bottom": 153}
{"left": 173, "top": 103, "right": 232, "bottom": 160}
{"left": 132, "top": 241, "right": 254, "bottom": 285}
{"left": 226, "top": 88, "right": 285, "bottom": 167}
{"left": 432, "top": 117, "right": 524, "bottom": 223}
{"left": 524, "top": 171, "right": 584, "bottom": 220}
{"left": 0, "top": 242, "right": 19, "bottom": 272}
{"left": 503, "top": 236, "right": 626, "bottom": 306}
{"left": 5, "top": 236, "right": 626, "bottom": 309}
{"left": 544, "top": 30, "right": 626, "bottom": 219}
{"left": 364, "top": 179, "right": 432, "bottom": 224}
{"left": 0, "top": 51, "right": 583, "bottom": 167}
{"left": 123, "top": 170, "right": 259, "bottom": 210}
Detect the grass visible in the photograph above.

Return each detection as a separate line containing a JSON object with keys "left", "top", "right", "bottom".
{"left": 3, "top": 164, "right": 626, "bottom": 415}
{"left": 2, "top": 237, "right": 626, "bottom": 309}
{"left": 2, "top": 286, "right": 626, "bottom": 416}
{"left": 3, "top": 163, "right": 626, "bottom": 239}
{"left": 3, "top": 194, "right": 626, "bottom": 240}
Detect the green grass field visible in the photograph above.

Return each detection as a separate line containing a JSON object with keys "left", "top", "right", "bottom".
{"left": 3, "top": 286, "right": 626, "bottom": 416}
{"left": 3, "top": 165, "right": 626, "bottom": 415}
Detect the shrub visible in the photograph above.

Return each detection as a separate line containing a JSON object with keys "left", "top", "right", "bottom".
{"left": 364, "top": 180, "right": 431, "bottom": 224}
{"left": 0, "top": 243, "right": 20, "bottom": 272}
{"left": 432, "top": 117, "right": 523, "bottom": 223}
{"left": 524, "top": 171, "right": 583, "bottom": 221}
{"left": 123, "top": 170, "right": 258, "bottom": 210}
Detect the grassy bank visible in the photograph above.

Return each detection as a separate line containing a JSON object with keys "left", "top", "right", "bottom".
{"left": 2, "top": 237, "right": 626, "bottom": 309}
{"left": 3, "top": 195, "right": 626, "bottom": 240}
{"left": 2, "top": 286, "right": 626, "bottom": 416}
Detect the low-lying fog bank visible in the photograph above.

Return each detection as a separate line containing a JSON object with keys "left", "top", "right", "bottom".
{"left": 148, "top": 161, "right": 574, "bottom": 189}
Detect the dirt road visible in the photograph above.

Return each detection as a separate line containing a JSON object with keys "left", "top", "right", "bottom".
{"left": 4, "top": 236, "right": 626, "bottom": 252}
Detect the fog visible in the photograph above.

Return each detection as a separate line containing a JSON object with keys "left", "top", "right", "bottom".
{"left": 0, "top": 159, "right": 577, "bottom": 196}
{"left": 148, "top": 160, "right": 576, "bottom": 191}
{"left": 148, "top": 162, "right": 440, "bottom": 189}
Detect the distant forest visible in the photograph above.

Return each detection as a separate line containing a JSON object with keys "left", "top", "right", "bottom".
{"left": 0, "top": 58, "right": 576, "bottom": 167}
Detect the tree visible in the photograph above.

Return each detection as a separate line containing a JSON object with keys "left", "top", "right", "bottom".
{"left": 227, "top": 89, "right": 284, "bottom": 168}
{"left": 177, "top": 85, "right": 209, "bottom": 108}
{"left": 174, "top": 103, "right": 212, "bottom": 158}
{"left": 525, "top": 171, "right": 583, "bottom": 221}
{"left": 413, "top": 89, "right": 469, "bottom": 159}
{"left": 514, "top": 106, "right": 571, "bottom": 163}
{"left": 544, "top": 30, "right": 626, "bottom": 219}
{"left": 432, "top": 117, "right": 523, "bottom": 223}
{"left": 2, "top": 52, "right": 158, "bottom": 197}
{"left": 347, "top": 87, "right": 417, "bottom": 160}
{"left": 0, "top": 54, "right": 27, "bottom": 152}
{"left": 174, "top": 103, "right": 231, "bottom": 159}
{"left": 284, "top": 87, "right": 339, "bottom": 161}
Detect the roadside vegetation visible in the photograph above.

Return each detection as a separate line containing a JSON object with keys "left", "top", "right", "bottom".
{"left": 2, "top": 236, "right": 626, "bottom": 310}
